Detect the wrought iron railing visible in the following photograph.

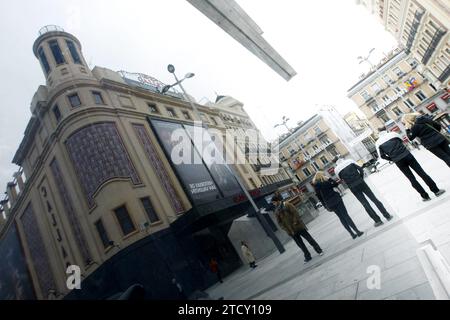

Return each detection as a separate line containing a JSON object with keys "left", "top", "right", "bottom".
{"left": 38, "top": 25, "right": 64, "bottom": 36}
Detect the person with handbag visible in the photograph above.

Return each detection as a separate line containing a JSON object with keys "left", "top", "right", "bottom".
{"left": 375, "top": 126, "right": 445, "bottom": 201}
{"left": 335, "top": 157, "right": 393, "bottom": 227}
{"left": 402, "top": 113, "right": 450, "bottom": 167}
{"left": 313, "top": 171, "right": 364, "bottom": 239}
{"left": 209, "top": 258, "right": 223, "bottom": 283}
{"left": 271, "top": 194, "right": 323, "bottom": 263}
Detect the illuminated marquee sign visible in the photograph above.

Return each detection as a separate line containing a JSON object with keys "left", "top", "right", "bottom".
{"left": 117, "top": 70, "right": 184, "bottom": 99}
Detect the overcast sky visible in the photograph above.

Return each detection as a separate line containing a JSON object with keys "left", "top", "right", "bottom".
{"left": 0, "top": 0, "right": 397, "bottom": 190}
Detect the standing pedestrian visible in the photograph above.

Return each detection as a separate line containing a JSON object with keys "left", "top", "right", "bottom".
{"left": 171, "top": 278, "right": 187, "bottom": 300}
{"left": 335, "top": 157, "right": 393, "bottom": 227}
{"left": 209, "top": 258, "right": 223, "bottom": 283}
{"left": 240, "top": 241, "right": 257, "bottom": 269}
{"left": 271, "top": 194, "right": 323, "bottom": 263}
{"left": 375, "top": 127, "right": 445, "bottom": 201}
{"left": 313, "top": 171, "right": 364, "bottom": 239}
{"left": 402, "top": 113, "right": 450, "bottom": 167}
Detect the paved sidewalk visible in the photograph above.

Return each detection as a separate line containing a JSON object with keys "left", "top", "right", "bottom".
{"left": 206, "top": 149, "right": 450, "bottom": 300}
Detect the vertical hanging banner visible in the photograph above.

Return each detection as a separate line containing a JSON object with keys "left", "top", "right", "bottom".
{"left": 149, "top": 118, "right": 243, "bottom": 207}
{"left": 184, "top": 124, "right": 241, "bottom": 198}
{"left": 150, "top": 119, "right": 222, "bottom": 206}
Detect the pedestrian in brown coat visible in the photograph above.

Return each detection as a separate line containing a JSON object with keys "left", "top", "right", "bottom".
{"left": 272, "top": 194, "right": 323, "bottom": 263}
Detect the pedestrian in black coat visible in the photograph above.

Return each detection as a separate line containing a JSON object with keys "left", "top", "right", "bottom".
{"left": 375, "top": 127, "right": 445, "bottom": 201}
{"left": 335, "top": 158, "right": 393, "bottom": 227}
{"left": 403, "top": 113, "right": 450, "bottom": 167}
{"left": 313, "top": 171, "right": 364, "bottom": 239}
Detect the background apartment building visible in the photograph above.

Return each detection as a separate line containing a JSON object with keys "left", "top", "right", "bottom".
{"left": 356, "top": 0, "right": 449, "bottom": 87}
{"left": 0, "top": 26, "right": 291, "bottom": 300}
{"left": 274, "top": 107, "right": 372, "bottom": 208}
{"left": 206, "top": 95, "right": 289, "bottom": 188}
{"left": 347, "top": 48, "right": 449, "bottom": 134}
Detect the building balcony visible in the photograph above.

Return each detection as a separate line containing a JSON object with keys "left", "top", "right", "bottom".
{"left": 422, "top": 28, "right": 447, "bottom": 65}
{"left": 406, "top": 9, "right": 424, "bottom": 52}
{"left": 364, "top": 96, "right": 375, "bottom": 104}
{"left": 305, "top": 142, "right": 333, "bottom": 160}
{"left": 438, "top": 64, "right": 450, "bottom": 82}
{"left": 38, "top": 25, "right": 64, "bottom": 36}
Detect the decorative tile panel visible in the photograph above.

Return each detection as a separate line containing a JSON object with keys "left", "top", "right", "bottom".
{"left": 65, "top": 122, "right": 141, "bottom": 207}
{"left": 50, "top": 159, "right": 92, "bottom": 264}
{"left": 20, "top": 204, "right": 57, "bottom": 298}
{"left": 132, "top": 124, "right": 184, "bottom": 214}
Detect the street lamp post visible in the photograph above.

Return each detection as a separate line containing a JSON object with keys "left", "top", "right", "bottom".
{"left": 274, "top": 116, "right": 291, "bottom": 132}
{"left": 161, "top": 64, "right": 285, "bottom": 254}
{"left": 274, "top": 116, "right": 310, "bottom": 167}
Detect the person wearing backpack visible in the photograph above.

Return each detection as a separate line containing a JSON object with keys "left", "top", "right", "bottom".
{"left": 375, "top": 126, "right": 445, "bottom": 201}
{"left": 402, "top": 113, "right": 450, "bottom": 167}
{"left": 335, "top": 157, "right": 393, "bottom": 227}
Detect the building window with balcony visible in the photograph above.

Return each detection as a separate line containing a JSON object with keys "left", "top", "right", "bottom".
{"left": 95, "top": 219, "right": 111, "bottom": 249}
{"left": 382, "top": 74, "right": 393, "bottom": 85}
{"left": 415, "top": 91, "right": 427, "bottom": 101}
{"left": 48, "top": 39, "right": 66, "bottom": 65}
{"left": 68, "top": 93, "right": 82, "bottom": 108}
{"left": 320, "top": 136, "right": 331, "bottom": 145}
{"left": 429, "top": 83, "right": 437, "bottom": 92}
{"left": 329, "top": 147, "right": 338, "bottom": 157}
{"left": 303, "top": 167, "right": 312, "bottom": 177}
{"left": 403, "top": 98, "right": 415, "bottom": 108}
{"left": 92, "top": 91, "right": 105, "bottom": 105}
{"left": 113, "top": 205, "right": 136, "bottom": 236}
{"left": 392, "top": 107, "right": 402, "bottom": 117}
{"left": 52, "top": 104, "right": 62, "bottom": 122}
{"left": 408, "top": 58, "right": 418, "bottom": 68}
{"left": 140, "top": 197, "right": 160, "bottom": 223}
{"left": 312, "top": 161, "right": 320, "bottom": 170}
{"left": 166, "top": 107, "right": 177, "bottom": 118}
{"left": 320, "top": 156, "right": 329, "bottom": 165}
{"left": 289, "top": 147, "right": 296, "bottom": 155}
{"left": 369, "top": 101, "right": 379, "bottom": 113}
{"left": 38, "top": 47, "right": 51, "bottom": 75}
{"left": 182, "top": 110, "right": 191, "bottom": 120}
{"left": 360, "top": 90, "right": 371, "bottom": 101}
{"left": 378, "top": 112, "right": 390, "bottom": 123}
{"left": 312, "top": 145, "right": 319, "bottom": 151}
{"left": 147, "top": 103, "right": 159, "bottom": 113}
{"left": 393, "top": 67, "right": 404, "bottom": 77}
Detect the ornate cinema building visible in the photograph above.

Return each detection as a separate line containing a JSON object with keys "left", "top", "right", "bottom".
{"left": 0, "top": 26, "right": 290, "bottom": 299}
